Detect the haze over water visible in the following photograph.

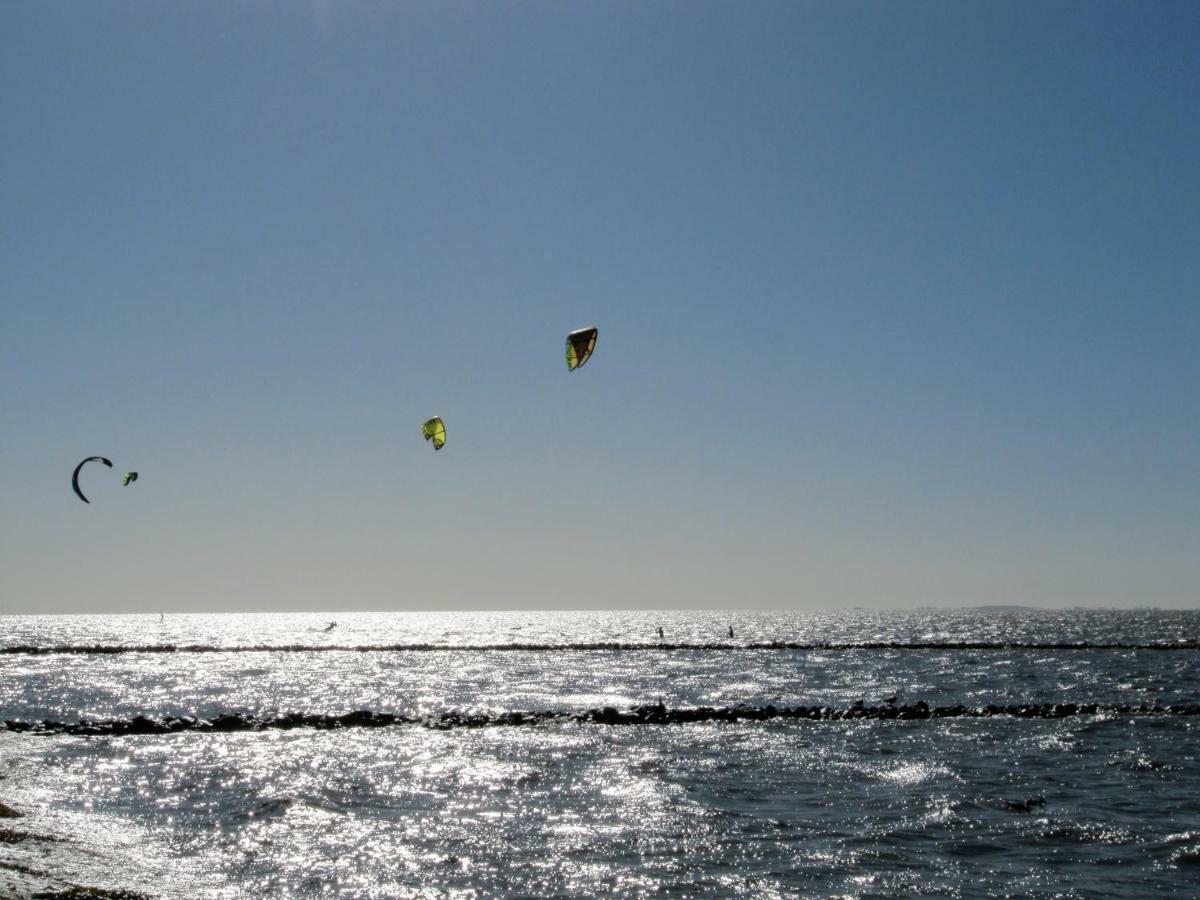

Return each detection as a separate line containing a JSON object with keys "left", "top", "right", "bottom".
{"left": 2, "top": 609, "right": 1199, "bottom": 897}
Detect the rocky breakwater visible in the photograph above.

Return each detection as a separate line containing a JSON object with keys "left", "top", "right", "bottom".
{"left": 4, "top": 701, "right": 1200, "bottom": 738}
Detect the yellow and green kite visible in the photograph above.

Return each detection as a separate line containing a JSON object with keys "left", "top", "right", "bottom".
{"left": 565, "top": 326, "right": 598, "bottom": 371}
{"left": 421, "top": 416, "right": 446, "bottom": 451}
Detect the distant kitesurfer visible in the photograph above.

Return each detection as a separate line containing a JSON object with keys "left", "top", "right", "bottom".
{"left": 1002, "top": 796, "right": 1045, "bottom": 813}
{"left": 728, "top": 625, "right": 734, "bottom": 639}
{"left": 324, "top": 621, "right": 337, "bottom": 632}
{"left": 657, "top": 626, "right": 664, "bottom": 640}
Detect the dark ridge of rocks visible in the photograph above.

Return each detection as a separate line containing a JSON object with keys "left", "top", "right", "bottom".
{"left": 5, "top": 702, "right": 1200, "bottom": 738}
{"left": 32, "top": 886, "right": 152, "bottom": 899}
{"left": 0, "top": 802, "right": 23, "bottom": 818}
{"left": 0, "top": 827, "right": 65, "bottom": 845}
{"left": 1, "top": 860, "right": 46, "bottom": 876}
{"left": 1, "top": 641, "right": 1198, "bottom": 656}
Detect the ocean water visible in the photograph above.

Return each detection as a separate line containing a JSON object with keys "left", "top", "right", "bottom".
{"left": 1, "top": 609, "right": 1199, "bottom": 898}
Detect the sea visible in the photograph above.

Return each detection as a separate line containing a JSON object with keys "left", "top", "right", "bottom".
{"left": 1, "top": 609, "right": 1198, "bottom": 898}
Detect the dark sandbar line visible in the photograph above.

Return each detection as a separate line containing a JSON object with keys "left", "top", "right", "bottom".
{"left": 3, "top": 641, "right": 1199, "bottom": 656}
{"left": 7, "top": 702, "right": 1200, "bottom": 737}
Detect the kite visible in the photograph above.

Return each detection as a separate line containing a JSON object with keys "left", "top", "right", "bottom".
{"left": 565, "top": 327, "right": 598, "bottom": 371}
{"left": 422, "top": 417, "right": 446, "bottom": 451}
{"left": 122, "top": 472, "right": 139, "bottom": 486}
{"left": 72, "top": 456, "right": 113, "bottom": 504}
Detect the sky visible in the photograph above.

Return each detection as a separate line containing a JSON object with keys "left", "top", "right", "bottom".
{"left": 1, "top": 2, "right": 1196, "bottom": 614}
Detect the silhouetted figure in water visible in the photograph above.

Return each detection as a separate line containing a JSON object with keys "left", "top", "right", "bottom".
{"left": 656, "top": 626, "right": 664, "bottom": 640}
{"left": 1002, "top": 796, "right": 1045, "bottom": 813}
{"left": 323, "top": 621, "right": 337, "bottom": 633}
{"left": 728, "top": 625, "right": 734, "bottom": 639}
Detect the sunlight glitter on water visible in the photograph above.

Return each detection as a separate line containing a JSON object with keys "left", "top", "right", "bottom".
{"left": 2, "top": 610, "right": 1199, "bottom": 897}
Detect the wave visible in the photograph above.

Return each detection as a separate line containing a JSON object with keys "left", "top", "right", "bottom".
{"left": 2, "top": 640, "right": 1198, "bottom": 656}
{"left": 5, "top": 701, "right": 1200, "bottom": 737}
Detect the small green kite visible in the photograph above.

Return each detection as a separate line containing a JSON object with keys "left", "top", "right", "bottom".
{"left": 565, "top": 326, "right": 598, "bottom": 371}
{"left": 122, "top": 472, "right": 138, "bottom": 486}
{"left": 421, "top": 417, "right": 446, "bottom": 451}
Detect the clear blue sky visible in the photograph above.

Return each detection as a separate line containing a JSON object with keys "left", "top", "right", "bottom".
{"left": 2, "top": 2, "right": 1196, "bottom": 613}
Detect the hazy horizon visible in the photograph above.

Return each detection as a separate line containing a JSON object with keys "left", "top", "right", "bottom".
{"left": 3, "top": 3, "right": 1197, "bottom": 614}
{"left": 2, "top": 607, "right": 1195, "bottom": 621}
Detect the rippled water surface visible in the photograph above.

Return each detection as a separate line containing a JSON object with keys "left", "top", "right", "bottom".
{"left": 2, "top": 609, "right": 1199, "bottom": 897}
